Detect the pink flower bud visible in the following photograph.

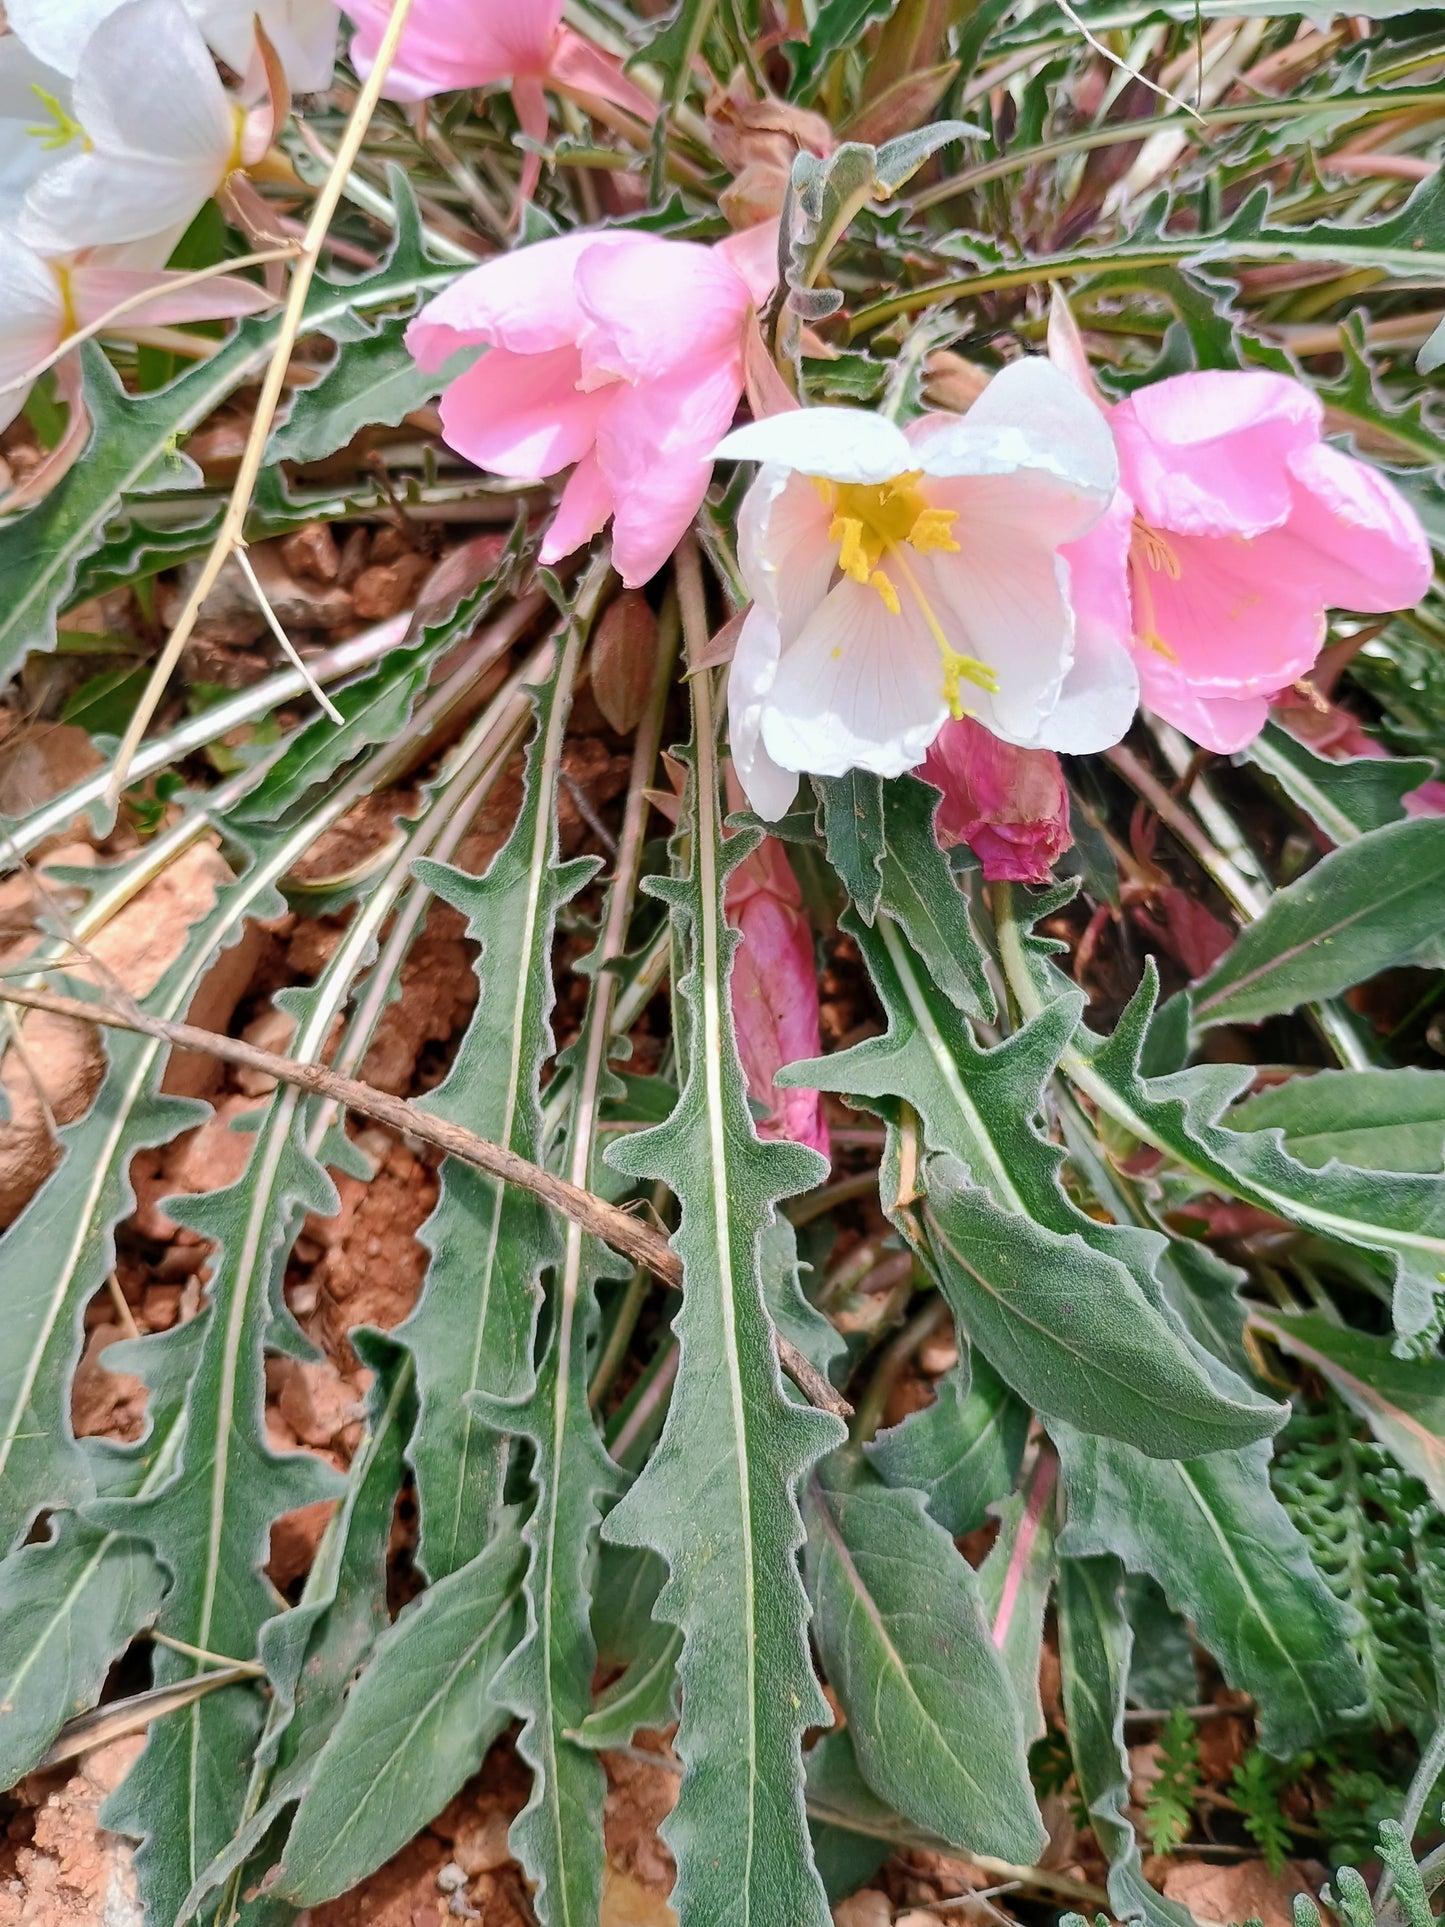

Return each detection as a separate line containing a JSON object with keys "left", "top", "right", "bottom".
{"left": 725, "top": 837, "right": 830, "bottom": 1162}
{"left": 920, "top": 716, "right": 1072, "bottom": 884}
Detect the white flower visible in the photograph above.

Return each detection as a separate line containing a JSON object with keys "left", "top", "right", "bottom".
{"left": 0, "top": 37, "right": 81, "bottom": 224}
{"left": 7, "top": 0, "right": 338, "bottom": 92}
{"left": 0, "top": 227, "right": 274, "bottom": 431}
{"left": 713, "top": 358, "right": 1134, "bottom": 819}
{"left": 16, "top": 0, "right": 273, "bottom": 257}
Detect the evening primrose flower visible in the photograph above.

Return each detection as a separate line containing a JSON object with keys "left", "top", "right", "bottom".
{"left": 1049, "top": 294, "right": 1434, "bottom": 753}
{"left": 17, "top": 0, "right": 276, "bottom": 257}
{"left": 714, "top": 358, "right": 1125, "bottom": 819}
{"left": 0, "top": 229, "right": 274, "bottom": 432}
{"left": 7, "top": 0, "right": 339, "bottom": 92}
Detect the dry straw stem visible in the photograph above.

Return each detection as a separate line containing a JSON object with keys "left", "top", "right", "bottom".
{"left": 0, "top": 980, "right": 849, "bottom": 1420}
{"left": 106, "top": 0, "right": 421, "bottom": 807}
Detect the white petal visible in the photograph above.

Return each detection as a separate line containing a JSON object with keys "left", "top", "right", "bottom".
{"left": 21, "top": 152, "right": 215, "bottom": 251}
{"left": 0, "top": 232, "right": 63, "bottom": 427}
{"left": 191, "top": 0, "right": 340, "bottom": 93}
{"left": 728, "top": 602, "right": 799, "bottom": 820}
{"left": 909, "top": 354, "right": 1118, "bottom": 517}
{"left": 715, "top": 405, "right": 913, "bottom": 483}
{"left": 7, "top": 0, "right": 128, "bottom": 76}
{"left": 1029, "top": 630, "right": 1139, "bottom": 754}
{"left": 761, "top": 577, "right": 946, "bottom": 779}
{"left": 918, "top": 544, "right": 1075, "bottom": 745}
{"left": 72, "top": 0, "right": 234, "bottom": 169}
{"left": 737, "top": 465, "right": 836, "bottom": 644}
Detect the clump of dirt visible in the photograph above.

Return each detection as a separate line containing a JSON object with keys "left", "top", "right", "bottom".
{"left": 0, "top": 1739, "right": 144, "bottom": 1925}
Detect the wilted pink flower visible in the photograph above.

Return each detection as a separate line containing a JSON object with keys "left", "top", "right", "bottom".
{"left": 407, "top": 223, "right": 778, "bottom": 587}
{"left": 343, "top": 0, "right": 652, "bottom": 197}
{"left": 725, "top": 832, "right": 830, "bottom": 1162}
{"left": 920, "top": 715, "right": 1072, "bottom": 884}
{"left": 1049, "top": 298, "right": 1433, "bottom": 755}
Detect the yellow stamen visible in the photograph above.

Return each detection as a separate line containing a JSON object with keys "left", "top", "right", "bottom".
{"left": 809, "top": 467, "right": 997, "bottom": 713}
{"left": 1128, "top": 517, "right": 1182, "bottom": 661}
{"left": 27, "top": 85, "right": 89, "bottom": 154}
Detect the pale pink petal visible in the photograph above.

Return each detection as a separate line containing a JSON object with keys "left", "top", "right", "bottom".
{"left": 738, "top": 465, "right": 836, "bottom": 645}
{"left": 1043, "top": 488, "right": 1140, "bottom": 752}
{"left": 406, "top": 232, "right": 594, "bottom": 367}
{"left": 345, "top": 0, "right": 559, "bottom": 95}
{"left": 1045, "top": 288, "right": 1108, "bottom": 410}
{"left": 914, "top": 354, "right": 1118, "bottom": 516}
{"left": 1112, "top": 371, "right": 1320, "bottom": 538}
{"left": 1279, "top": 441, "right": 1433, "bottom": 613}
{"left": 0, "top": 233, "right": 63, "bottom": 432}
{"left": 70, "top": 265, "right": 275, "bottom": 327}
{"left": 914, "top": 528, "right": 1076, "bottom": 745}
{"left": 438, "top": 343, "right": 610, "bottom": 477}
{"left": 1136, "top": 528, "right": 1325, "bottom": 694}
{"left": 540, "top": 450, "right": 612, "bottom": 563}
{"left": 715, "top": 219, "right": 782, "bottom": 311}
{"left": 597, "top": 353, "right": 745, "bottom": 586}
{"left": 761, "top": 576, "right": 947, "bottom": 780}
{"left": 728, "top": 605, "right": 799, "bottom": 823}
{"left": 1139, "top": 665, "right": 1270, "bottom": 754}
{"left": 716, "top": 405, "right": 913, "bottom": 482}
{"left": 545, "top": 24, "right": 656, "bottom": 122}
{"left": 575, "top": 235, "right": 751, "bottom": 382}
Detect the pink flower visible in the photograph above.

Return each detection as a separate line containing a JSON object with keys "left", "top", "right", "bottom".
{"left": 407, "top": 223, "right": 778, "bottom": 587}
{"left": 343, "top": 0, "right": 652, "bottom": 198}
{"left": 725, "top": 831, "right": 830, "bottom": 1162}
{"left": 1050, "top": 299, "right": 1433, "bottom": 755}
{"left": 920, "top": 715, "right": 1072, "bottom": 884}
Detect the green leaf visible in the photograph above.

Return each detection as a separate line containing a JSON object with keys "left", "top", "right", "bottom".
{"left": 1055, "top": 1553, "right": 1197, "bottom": 1927}
{"left": 172, "top": 1336, "right": 416, "bottom": 1926}
{"left": 274, "top": 1510, "right": 525, "bottom": 1906}
{"left": 872, "top": 775, "right": 993, "bottom": 1016}
{"left": 803, "top": 1446, "right": 1045, "bottom": 1863}
{"left": 0, "top": 1318, "right": 198, "bottom": 1789}
{"left": 601, "top": 697, "right": 844, "bottom": 1927}
{"left": 1054, "top": 1427, "right": 1367, "bottom": 1754}
{"left": 796, "top": 914, "right": 1284, "bottom": 1457}
{"left": 1193, "top": 819, "right": 1445, "bottom": 1030}
{"left": 1252, "top": 1310, "right": 1445, "bottom": 1512}
{"left": 789, "top": 126, "right": 972, "bottom": 292}
{"left": 0, "top": 180, "right": 454, "bottom": 681}
{"left": 1231, "top": 1069, "right": 1445, "bottom": 1175}
{"left": 268, "top": 323, "right": 476, "bottom": 467}
{"left": 866, "top": 1350, "right": 1028, "bottom": 1538}
{"left": 1242, "top": 720, "right": 1436, "bottom": 845}
{"left": 814, "top": 772, "right": 886, "bottom": 921}
{"left": 803, "top": 1730, "right": 895, "bottom": 1903}
{"left": 976, "top": 1452, "right": 1058, "bottom": 1746}
{"left": 784, "top": 0, "right": 895, "bottom": 94}
{"left": 996, "top": 896, "right": 1445, "bottom": 1339}
{"left": 403, "top": 643, "right": 594, "bottom": 1580}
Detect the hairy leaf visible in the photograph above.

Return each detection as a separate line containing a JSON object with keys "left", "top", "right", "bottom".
{"left": 403, "top": 645, "right": 593, "bottom": 1579}
{"left": 602, "top": 706, "right": 844, "bottom": 1927}
{"left": 1055, "top": 1427, "right": 1367, "bottom": 1754}
{"left": 275, "top": 1510, "right": 525, "bottom": 1906}
{"left": 1231, "top": 1069, "right": 1445, "bottom": 1175}
{"left": 1055, "top": 1554, "right": 1196, "bottom": 1927}
{"left": 866, "top": 1350, "right": 1028, "bottom": 1537}
{"left": 795, "top": 912, "right": 1283, "bottom": 1456}
{"left": 267, "top": 319, "right": 476, "bottom": 467}
{"left": 803, "top": 1446, "right": 1044, "bottom": 1862}
{"left": 1192, "top": 819, "right": 1445, "bottom": 1029}
{"left": 976, "top": 1451, "right": 1058, "bottom": 1745}
{"left": 1243, "top": 721, "right": 1436, "bottom": 844}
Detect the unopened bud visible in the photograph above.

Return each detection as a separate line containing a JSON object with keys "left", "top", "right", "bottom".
{"left": 590, "top": 590, "right": 658, "bottom": 734}
{"left": 921, "top": 716, "right": 1072, "bottom": 884}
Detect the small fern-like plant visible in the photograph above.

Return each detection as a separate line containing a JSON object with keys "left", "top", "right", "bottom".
{"left": 1231, "top": 1748, "right": 1294, "bottom": 1877}
{"left": 1143, "top": 1708, "right": 1203, "bottom": 1856}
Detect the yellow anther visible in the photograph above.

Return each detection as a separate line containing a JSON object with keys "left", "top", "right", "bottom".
{"left": 942, "top": 649, "right": 1000, "bottom": 717}
{"left": 870, "top": 569, "right": 900, "bottom": 615}
{"left": 1132, "top": 517, "right": 1182, "bottom": 580}
{"left": 831, "top": 515, "right": 871, "bottom": 584}
{"left": 908, "top": 508, "right": 960, "bottom": 555}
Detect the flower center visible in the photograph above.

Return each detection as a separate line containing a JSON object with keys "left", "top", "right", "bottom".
{"left": 811, "top": 471, "right": 998, "bottom": 714}
{"left": 1128, "top": 515, "right": 1182, "bottom": 662}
